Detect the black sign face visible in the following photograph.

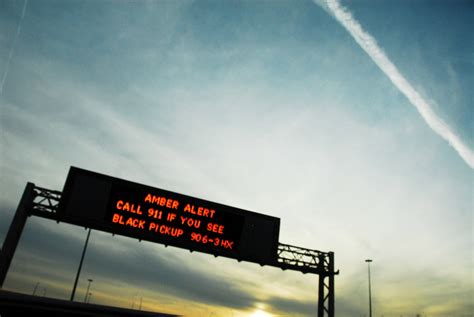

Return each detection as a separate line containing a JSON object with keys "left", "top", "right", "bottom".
{"left": 106, "top": 184, "right": 245, "bottom": 254}
{"left": 57, "top": 167, "right": 280, "bottom": 264}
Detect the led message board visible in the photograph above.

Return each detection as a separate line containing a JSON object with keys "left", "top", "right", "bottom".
{"left": 57, "top": 167, "right": 280, "bottom": 265}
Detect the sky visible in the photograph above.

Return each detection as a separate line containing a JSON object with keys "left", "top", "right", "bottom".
{"left": 0, "top": 0, "right": 473, "bottom": 316}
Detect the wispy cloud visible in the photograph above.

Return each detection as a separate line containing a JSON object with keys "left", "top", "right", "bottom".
{"left": 0, "top": 0, "right": 27, "bottom": 95}
{"left": 317, "top": 0, "right": 474, "bottom": 168}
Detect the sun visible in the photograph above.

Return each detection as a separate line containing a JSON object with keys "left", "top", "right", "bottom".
{"left": 249, "top": 310, "right": 273, "bottom": 317}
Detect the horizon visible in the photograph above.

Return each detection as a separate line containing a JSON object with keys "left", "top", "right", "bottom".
{"left": 1, "top": 0, "right": 472, "bottom": 316}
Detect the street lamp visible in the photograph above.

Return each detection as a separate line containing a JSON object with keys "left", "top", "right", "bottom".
{"left": 32, "top": 282, "right": 40, "bottom": 296}
{"left": 84, "top": 278, "right": 93, "bottom": 303}
{"left": 365, "top": 259, "right": 373, "bottom": 317}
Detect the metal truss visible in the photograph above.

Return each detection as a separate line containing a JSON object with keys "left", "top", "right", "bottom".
{"left": 318, "top": 271, "right": 334, "bottom": 317}
{"left": 30, "top": 185, "right": 62, "bottom": 220}
{"left": 276, "top": 243, "right": 326, "bottom": 274}
{"left": 275, "top": 243, "right": 338, "bottom": 317}
{"left": 2, "top": 184, "right": 338, "bottom": 317}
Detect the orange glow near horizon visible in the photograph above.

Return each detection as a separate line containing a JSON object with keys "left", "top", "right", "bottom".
{"left": 249, "top": 309, "right": 273, "bottom": 317}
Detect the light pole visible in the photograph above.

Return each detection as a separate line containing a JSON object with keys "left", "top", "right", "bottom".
{"left": 32, "top": 282, "right": 40, "bottom": 296}
{"left": 365, "top": 259, "right": 373, "bottom": 317}
{"left": 84, "top": 278, "right": 93, "bottom": 303}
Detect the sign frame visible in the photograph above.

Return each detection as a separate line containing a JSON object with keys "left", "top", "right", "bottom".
{"left": 56, "top": 167, "right": 281, "bottom": 265}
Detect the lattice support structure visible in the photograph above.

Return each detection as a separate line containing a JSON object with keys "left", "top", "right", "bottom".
{"left": 318, "top": 252, "right": 335, "bottom": 317}
{"left": 1, "top": 184, "right": 338, "bottom": 317}
{"left": 30, "top": 185, "right": 61, "bottom": 220}
{"left": 275, "top": 243, "right": 338, "bottom": 317}
{"left": 0, "top": 184, "right": 62, "bottom": 287}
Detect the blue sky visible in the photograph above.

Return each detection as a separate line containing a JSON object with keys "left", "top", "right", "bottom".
{"left": 0, "top": 0, "right": 472, "bottom": 316}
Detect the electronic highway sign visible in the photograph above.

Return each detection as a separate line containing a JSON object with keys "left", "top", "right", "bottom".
{"left": 57, "top": 167, "right": 280, "bottom": 264}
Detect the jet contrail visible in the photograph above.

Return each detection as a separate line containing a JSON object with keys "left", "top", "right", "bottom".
{"left": 317, "top": 0, "right": 474, "bottom": 168}
{"left": 0, "top": 0, "right": 28, "bottom": 96}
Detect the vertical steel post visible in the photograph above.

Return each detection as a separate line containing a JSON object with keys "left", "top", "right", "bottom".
{"left": 317, "top": 252, "right": 335, "bottom": 317}
{"left": 317, "top": 253, "right": 325, "bottom": 317}
{"left": 317, "top": 274, "right": 324, "bottom": 316}
{"left": 328, "top": 252, "right": 335, "bottom": 317}
{"left": 0, "top": 182, "right": 35, "bottom": 287}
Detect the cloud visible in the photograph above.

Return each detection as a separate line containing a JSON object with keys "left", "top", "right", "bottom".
{"left": 3, "top": 213, "right": 256, "bottom": 311}
{"left": 0, "top": 0, "right": 27, "bottom": 95}
{"left": 266, "top": 296, "right": 316, "bottom": 316}
{"left": 1, "top": 3, "right": 472, "bottom": 315}
{"left": 316, "top": 0, "right": 474, "bottom": 168}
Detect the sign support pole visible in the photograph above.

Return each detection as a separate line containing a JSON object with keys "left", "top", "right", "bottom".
{"left": 1, "top": 174, "right": 339, "bottom": 314}
{"left": 317, "top": 252, "right": 335, "bottom": 317}
{"left": 0, "top": 183, "right": 35, "bottom": 288}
